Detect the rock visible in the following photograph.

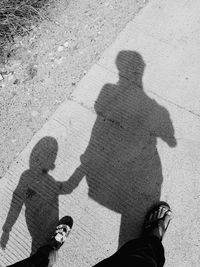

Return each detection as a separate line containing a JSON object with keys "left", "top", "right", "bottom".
{"left": 42, "top": 109, "right": 50, "bottom": 119}
{"left": 55, "top": 57, "right": 65, "bottom": 65}
{"left": 73, "top": 44, "right": 78, "bottom": 51}
{"left": 57, "top": 46, "right": 64, "bottom": 52}
{"left": 64, "top": 41, "right": 69, "bottom": 48}
{"left": 0, "top": 74, "right": 3, "bottom": 81}
{"left": 0, "top": 66, "right": 7, "bottom": 74}
{"left": 27, "top": 64, "right": 38, "bottom": 80}
{"left": 1, "top": 71, "right": 14, "bottom": 81}
{"left": 31, "top": 110, "right": 39, "bottom": 117}
{"left": 13, "top": 79, "right": 20, "bottom": 85}
{"left": 12, "top": 91, "right": 17, "bottom": 97}
{"left": 8, "top": 73, "right": 14, "bottom": 82}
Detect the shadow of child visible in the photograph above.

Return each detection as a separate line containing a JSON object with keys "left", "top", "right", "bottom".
{"left": 1, "top": 136, "right": 72, "bottom": 254}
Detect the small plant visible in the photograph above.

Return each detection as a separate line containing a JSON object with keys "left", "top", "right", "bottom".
{"left": 0, "top": 0, "right": 52, "bottom": 61}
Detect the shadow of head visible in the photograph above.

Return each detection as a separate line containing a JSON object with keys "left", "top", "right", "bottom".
{"left": 116, "top": 50, "right": 145, "bottom": 83}
{"left": 29, "top": 136, "right": 58, "bottom": 173}
{"left": 116, "top": 50, "right": 177, "bottom": 148}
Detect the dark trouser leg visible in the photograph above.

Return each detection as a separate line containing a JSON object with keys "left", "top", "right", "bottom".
{"left": 93, "top": 236, "right": 165, "bottom": 267}
{"left": 7, "top": 245, "right": 52, "bottom": 267}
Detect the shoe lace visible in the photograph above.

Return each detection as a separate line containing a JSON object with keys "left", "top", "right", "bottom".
{"left": 54, "top": 225, "right": 70, "bottom": 243}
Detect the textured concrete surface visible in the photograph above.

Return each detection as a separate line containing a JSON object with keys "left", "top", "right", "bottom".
{"left": 1, "top": 0, "right": 200, "bottom": 266}
{"left": 0, "top": 0, "right": 148, "bottom": 179}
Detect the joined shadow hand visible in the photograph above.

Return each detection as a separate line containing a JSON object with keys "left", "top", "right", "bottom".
{"left": 59, "top": 165, "right": 85, "bottom": 195}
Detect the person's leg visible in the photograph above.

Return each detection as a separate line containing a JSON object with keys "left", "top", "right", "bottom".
{"left": 7, "top": 245, "right": 52, "bottom": 267}
{"left": 94, "top": 201, "right": 172, "bottom": 267}
{"left": 7, "top": 216, "right": 73, "bottom": 267}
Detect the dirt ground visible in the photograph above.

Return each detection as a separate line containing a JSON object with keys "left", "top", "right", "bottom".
{"left": 0, "top": 0, "right": 149, "bottom": 178}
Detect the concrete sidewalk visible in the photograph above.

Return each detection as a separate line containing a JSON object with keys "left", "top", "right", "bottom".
{"left": 1, "top": 0, "right": 200, "bottom": 266}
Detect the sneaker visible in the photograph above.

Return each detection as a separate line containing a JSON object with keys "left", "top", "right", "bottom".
{"left": 50, "top": 216, "right": 73, "bottom": 250}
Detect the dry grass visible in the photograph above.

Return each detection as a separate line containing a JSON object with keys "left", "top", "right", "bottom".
{"left": 0, "top": 0, "right": 52, "bottom": 61}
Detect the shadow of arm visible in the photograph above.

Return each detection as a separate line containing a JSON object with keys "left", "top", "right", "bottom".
{"left": 58, "top": 165, "right": 85, "bottom": 195}
{"left": 0, "top": 175, "right": 27, "bottom": 249}
{"left": 154, "top": 106, "right": 177, "bottom": 147}
{"left": 94, "top": 83, "right": 116, "bottom": 116}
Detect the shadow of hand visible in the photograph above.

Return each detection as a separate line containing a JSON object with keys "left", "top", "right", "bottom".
{"left": 0, "top": 231, "right": 10, "bottom": 250}
{"left": 165, "top": 136, "right": 177, "bottom": 148}
{"left": 59, "top": 165, "right": 85, "bottom": 195}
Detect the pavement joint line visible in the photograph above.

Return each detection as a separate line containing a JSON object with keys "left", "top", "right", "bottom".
{"left": 97, "top": 61, "right": 199, "bottom": 118}
{"left": 52, "top": 104, "right": 176, "bottom": 142}
{"left": 53, "top": 104, "right": 189, "bottom": 143}
{"left": 66, "top": 98, "right": 95, "bottom": 114}
{"left": 147, "top": 90, "right": 200, "bottom": 118}
{"left": 128, "top": 2, "right": 186, "bottom": 49}
{"left": 58, "top": 96, "right": 96, "bottom": 114}
{"left": 96, "top": 61, "right": 126, "bottom": 77}
{"left": 135, "top": 25, "right": 178, "bottom": 49}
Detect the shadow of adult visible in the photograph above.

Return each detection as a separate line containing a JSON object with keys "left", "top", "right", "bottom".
{"left": 64, "top": 50, "right": 177, "bottom": 248}
{"left": 0, "top": 136, "right": 72, "bottom": 254}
